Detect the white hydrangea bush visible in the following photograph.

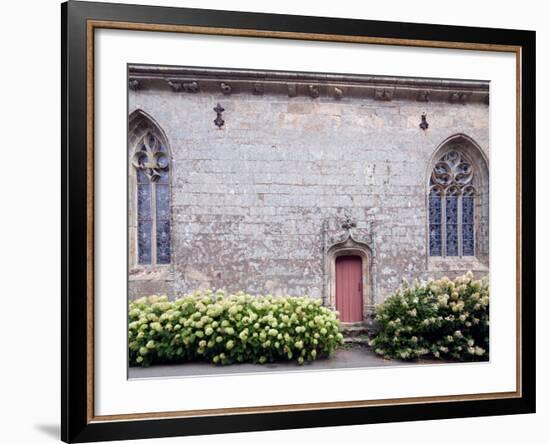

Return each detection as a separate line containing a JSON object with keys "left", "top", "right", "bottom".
{"left": 128, "top": 291, "right": 344, "bottom": 367}
{"left": 369, "top": 271, "right": 489, "bottom": 361}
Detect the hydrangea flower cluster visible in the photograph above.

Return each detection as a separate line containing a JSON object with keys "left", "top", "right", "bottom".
{"left": 128, "top": 291, "right": 344, "bottom": 367}
{"left": 369, "top": 271, "right": 489, "bottom": 361}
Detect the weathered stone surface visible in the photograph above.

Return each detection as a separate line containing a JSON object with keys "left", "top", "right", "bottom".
{"left": 128, "top": 71, "right": 489, "bottom": 315}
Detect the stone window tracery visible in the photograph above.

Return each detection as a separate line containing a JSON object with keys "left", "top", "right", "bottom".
{"left": 429, "top": 150, "right": 476, "bottom": 257}
{"left": 132, "top": 131, "right": 171, "bottom": 265}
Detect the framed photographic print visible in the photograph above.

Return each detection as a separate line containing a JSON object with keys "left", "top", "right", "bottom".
{"left": 61, "top": 0, "right": 536, "bottom": 442}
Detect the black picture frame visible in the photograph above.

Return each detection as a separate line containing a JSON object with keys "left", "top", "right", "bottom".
{"left": 61, "top": 1, "right": 536, "bottom": 442}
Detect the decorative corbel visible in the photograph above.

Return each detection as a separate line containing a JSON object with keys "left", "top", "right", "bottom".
{"left": 449, "top": 91, "right": 470, "bottom": 104}
{"left": 308, "top": 85, "right": 320, "bottom": 99}
{"left": 374, "top": 88, "right": 394, "bottom": 101}
{"left": 417, "top": 90, "right": 430, "bottom": 102}
{"left": 287, "top": 84, "right": 297, "bottom": 97}
{"left": 167, "top": 80, "right": 183, "bottom": 92}
{"left": 220, "top": 82, "right": 232, "bottom": 95}
{"left": 128, "top": 79, "right": 140, "bottom": 91}
{"left": 183, "top": 81, "right": 200, "bottom": 93}
{"left": 253, "top": 83, "right": 264, "bottom": 95}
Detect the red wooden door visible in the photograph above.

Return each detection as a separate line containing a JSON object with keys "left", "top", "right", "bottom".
{"left": 335, "top": 255, "right": 363, "bottom": 323}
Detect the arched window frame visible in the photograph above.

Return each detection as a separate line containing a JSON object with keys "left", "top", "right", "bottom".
{"left": 427, "top": 135, "right": 489, "bottom": 261}
{"left": 128, "top": 110, "right": 172, "bottom": 268}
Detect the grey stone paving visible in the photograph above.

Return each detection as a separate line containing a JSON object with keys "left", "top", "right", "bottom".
{"left": 128, "top": 346, "right": 445, "bottom": 379}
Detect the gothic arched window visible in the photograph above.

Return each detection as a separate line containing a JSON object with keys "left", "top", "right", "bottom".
{"left": 132, "top": 129, "right": 171, "bottom": 265}
{"left": 429, "top": 150, "right": 476, "bottom": 257}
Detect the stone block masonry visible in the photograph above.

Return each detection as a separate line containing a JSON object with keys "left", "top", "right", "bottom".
{"left": 127, "top": 66, "right": 489, "bottom": 321}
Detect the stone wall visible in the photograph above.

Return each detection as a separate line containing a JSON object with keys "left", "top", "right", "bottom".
{"left": 127, "top": 67, "right": 489, "bottom": 317}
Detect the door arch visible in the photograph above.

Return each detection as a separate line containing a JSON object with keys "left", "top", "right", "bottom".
{"left": 335, "top": 255, "right": 363, "bottom": 323}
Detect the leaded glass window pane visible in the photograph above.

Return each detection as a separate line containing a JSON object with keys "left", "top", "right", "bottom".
{"left": 155, "top": 183, "right": 170, "bottom": 220}
{"left": 138, "top": 220, "right": 152, "bottom": 264}
{"left": 137, "top": 183, "right": 151, "bottom": 264}
{"left": 445, "top": 195, "right": 459, "bottom": 256}
{"left": 157, "top": 165, "right": 169, "bottom": 184}
{"left": 429, "top": 189, "right": 442, "bottom": 256}
{"left": 156, "top": 220, "right": 171, "bottom": 264}
{"left": 137, "top": 184, "right": 151, "bottom": 220}
{"left": 462, "top": 195, "right": 475, "bottom": 256}
{"left": 429, "top": 224, "right": 442, "bottom": 256}
{"left": 137, "top": 168, "right": 148, "bottom": 184}
{"left": 156, "top": 183, "right": 171, "bottom": 264}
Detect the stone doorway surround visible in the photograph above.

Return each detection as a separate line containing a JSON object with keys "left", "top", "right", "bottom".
{"left": 323, "top": 215, "right": 376, "bottom": 323}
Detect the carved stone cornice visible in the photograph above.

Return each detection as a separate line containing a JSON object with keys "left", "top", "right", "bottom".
{"left": 128, "top": 65, "right": 490, "bottom": 104}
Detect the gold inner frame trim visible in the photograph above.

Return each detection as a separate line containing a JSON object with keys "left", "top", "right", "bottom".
{"left": 91, "top": 391, "right": 518, "bottom": 423}
{"left": 86, "top": 19, "right": 523, "bottom": 423}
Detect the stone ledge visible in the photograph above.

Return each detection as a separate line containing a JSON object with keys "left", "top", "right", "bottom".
{"left": 129, "top": 267, "right": 173, "bottom": 281}
{"left": 427, "top": 257, "right": 489, "bottom": 273}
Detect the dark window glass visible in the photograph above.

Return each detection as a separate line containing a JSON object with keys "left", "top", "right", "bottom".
{"left": 156, "top": 182, "right": 171, "bottom": 264}
{"left": 462, "top": 195, "right": 475, "bottom": 256}
{"left": 429, "top": 189, "right": 442, "bottom": 256}
{"left": 445, "top": 195, "right": 459, "bottom": 256}
{"left": 137, "top": 183, "right": 151, "bottom": 264}
{"left": 137, "top": 220, "right": 152, "bottom": 264}
{"left": 156, "top": 220, "right": 171, "bottom": 264}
